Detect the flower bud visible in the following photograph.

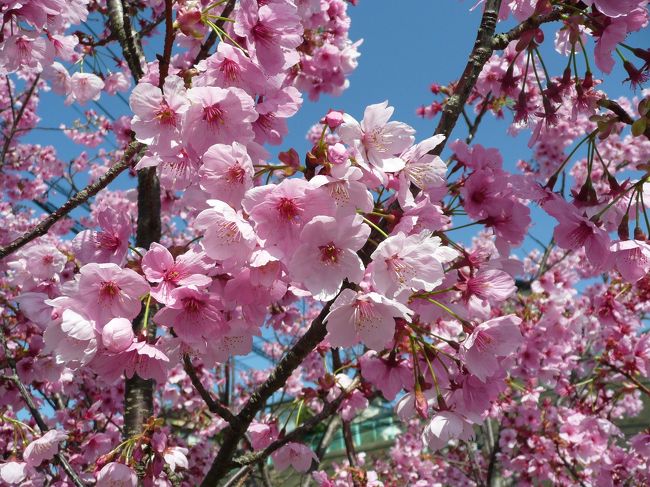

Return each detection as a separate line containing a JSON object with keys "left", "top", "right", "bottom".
{"left": 101, "top": 318, "right": 134, "bottom": 353}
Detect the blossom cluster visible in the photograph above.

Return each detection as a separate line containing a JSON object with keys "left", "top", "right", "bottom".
{"left": 0, "top": 0, "right": 649, "bottom": 485}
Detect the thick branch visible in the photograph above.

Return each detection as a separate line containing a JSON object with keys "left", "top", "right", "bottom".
{"left": 0, "top": 142, "right": 144, "bottom": 260}
{"left": 0, "top": 326, "right": 86, "bottom": 487}
{"left": 431, "top": 0, "right": 503, "bottom": 155}
{"left": 199, "top": 299, "right": 337, "bottom": 486}
{"left": 106, "top": 0, "right": 145, "bottom": 81}
{"left": 107, "top": 0, "right": 163, "bottom": 442}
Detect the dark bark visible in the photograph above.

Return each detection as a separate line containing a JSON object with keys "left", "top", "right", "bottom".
{"left": 106, "top": 0, "right": 161, "bottom": 441}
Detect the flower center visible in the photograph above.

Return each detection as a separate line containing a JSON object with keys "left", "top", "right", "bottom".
{"left": 275, "top": 197, "right": 301, "bottom": 221}
{"left": 203, "top": 103, "right": 225, "bottom": 126}
{"left": 473, "top": 330, "right": 493, "bottom": 352}
{"left": 386, "top": 255, "right": 415, "bottom": 284}
{"left": 154, "top": 102, "right": 177, "bottom": 126}
{"left": 319, "top": 242, "right": 341, "bottom": 265}
{"left": 252, "top": 22, "right": 274, "bottom": 44}
{"left": 183, "top": 297, "right": 203, "bottom": 313}
{"left": 226, "top": 163, "right": 246, "bottom": 184}
{"left": 220, "top": 58, "right": 241, "bottom": 83}
{"left": 216, "top": 221, "right": 241, "bottom": 243}
{"left": 96, "top": 231, "right": 121, "bottom": 252}
{"left": 99, "top": 280, "right": 120, "bottom": 299}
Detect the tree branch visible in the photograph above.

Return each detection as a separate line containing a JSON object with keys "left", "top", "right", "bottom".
{"left": 0, "top": 142, "right": 144, "bottom": 260}
{"left": 199, "top": 298, "right": 339, "bottom": 486}
{"left": 491, "top": 9, "right": 566, "bottom": 51}
{"left": 106, "top": 0, "right": 145, "bottom": 81}
{"left": 597, "top": 99, "right": 635, "bottom": 125}
{"left": 1, "top": 75, "right": 41, "bottom": 169}
{"left": 107, "top": 0, "right": 163, "bottom": 443}
{"left": 182, "top": 355, "right": 241, "bottom": 426}
{"left": 230, "top": 378, "right": 360, "bottom": 470}
{"left": 431, "top": 0, "right": 503, "bottom": 156}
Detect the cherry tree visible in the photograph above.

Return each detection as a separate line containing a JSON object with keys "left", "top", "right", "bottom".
{"left": 0, "top": 0, "right": 649, "bottom": 485}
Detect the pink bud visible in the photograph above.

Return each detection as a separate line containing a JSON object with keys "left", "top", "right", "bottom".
{"left": 101, "top": 318, "right": 134, "bottom": 353}
{"left": 177, "top": 10, "right": 204, "bottom": 39}
{"left": 323, "top": 109, "right": 344, "bottom": 129}
{"left": 327, "top": 143, "right": 348, "bottom": 165}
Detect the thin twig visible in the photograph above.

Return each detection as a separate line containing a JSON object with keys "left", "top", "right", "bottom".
{"left": 182, "top": 355, "right": 241, "bottom": 426}
{"left": 0, "top": 142, "right": 145, "bottom": 260}
{"left": 0, "top": 326, "right": 86, "bottom": 487}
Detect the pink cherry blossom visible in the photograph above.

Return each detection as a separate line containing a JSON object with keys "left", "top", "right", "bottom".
{"left": 359, "top": 352, "right": 412, "bottom": 400}
{"left": 43, "top": 309, "right": 97, "bottom": 368}
{"left": 462, "top": 314, "right": 523, "bottom": 381}
{"left": 141, "top": 243, "right": 212, "bottom": 305}
{"left": 153, "top": 286, "right": 227, "bottom": 345}
{"left": 544, "top": 197, "right": 611, "bottom": 268}
{"left": 183, "top": 86, "right": 257, "bottom": 154}
{"left": 17, "top": 243, "right": 67, "bottom": 280}
{"left": 271, "top": 442, "right": 318, "bottom": 473}
{"left": 194, "top": 200, "right": 257, "bottom": 263}
{"left": 72, "top": 206, "right": 131, "bottom": 265}
{"left": 67, "top": 73, "right": 104, "bottom": 105}
{"left": 196, "top": 43, "right": 267, "bottom": 95}
{"left": 248, "top": 421, "right": 278, "bottom": 450}
{"left": 0, "top": 462, "right": 27, "bottom": 485}
{"left": 421, "top": 411, "right": 475, "bottom": 451}
{"left": 324, "top": 289, "right": 413, "bottom": 351}
{"left": 289, "top": 215, "right": 370, "bottom": 300}
{"left": 199, "top": 142, "right": 254, "bottom": 208}
{"left": 50, "top": 263, "right": 149, "bottom": 326}
{"left": 610, "top": 239, "right": 650, "bottom": 282}
{"left": 459, "top": 268, "right": 517, "bottom": 304}
{"left": 129, "top": 74, "right": 189, "bottom": 145}
{"left": 234, "top": 0, "right": 303, "bottom": 74}
{"left": 23, "top": 430, "right": 68, "bottom": 467}
{"left": 242, "top": 178, "right": 334, "bottom": 256}
{"left": 339, "top": 101, "right": 415, "bottom": 172}
{"left": 397, "top": 134, "right": 447, "bottom": 206}
{"left": 368, "top": 231, "right": 458, "bottom": 300}
{"left": 96, "top": 462, "right": 137, "bottom": 487}
{"left": 101, "top": 317, "right": 134, "bottom": 353}
{"left": 209, "top": 318, "right": 255, "bottom": 363}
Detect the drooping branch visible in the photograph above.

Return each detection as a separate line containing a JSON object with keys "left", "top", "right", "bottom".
{"left": 0, "top": 326, "right": 86, "bottom": 487}
{"left": 0, "top": 141, "right": 145, "bottom": 260}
